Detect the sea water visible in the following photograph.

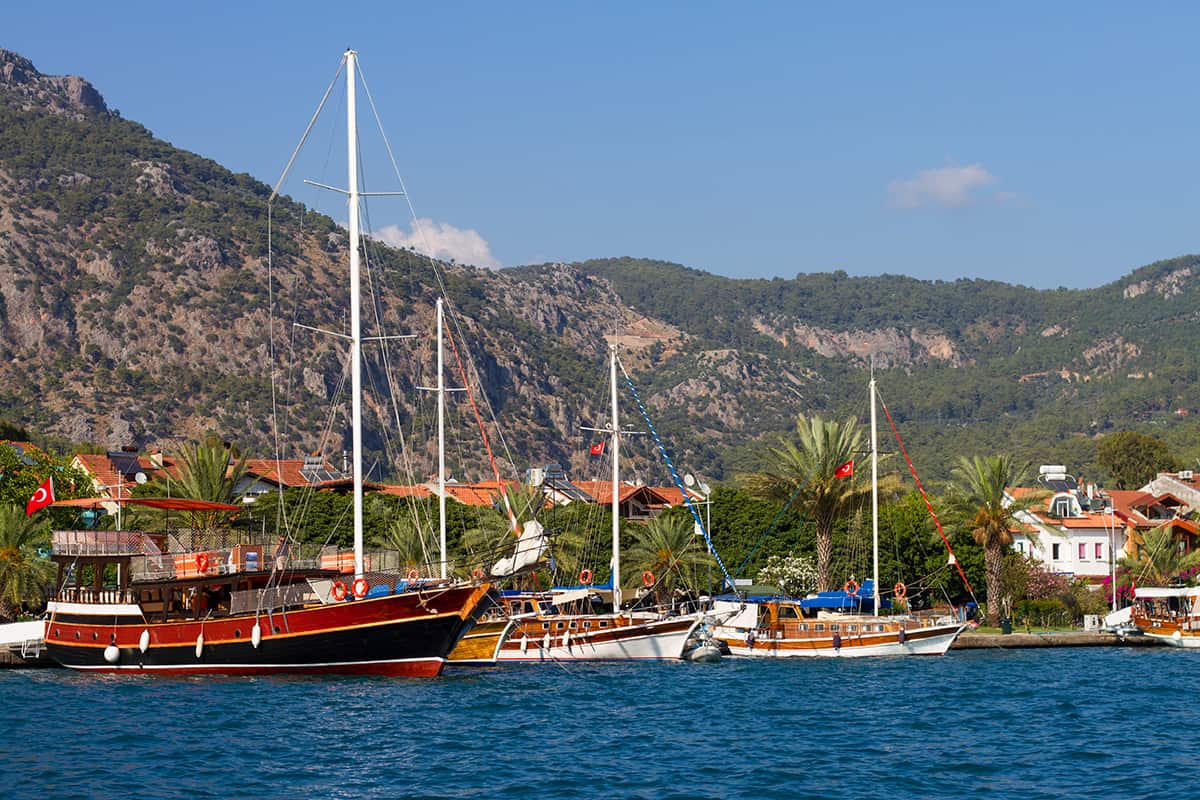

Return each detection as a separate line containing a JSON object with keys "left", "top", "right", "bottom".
{"left": 0, "top": 648, "right": 1192, "bottom": 799}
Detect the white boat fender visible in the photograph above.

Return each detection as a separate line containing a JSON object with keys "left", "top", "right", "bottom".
{"left": 251, "top": 622, "right": 262, "bottom": 649}
{"left": 1174, "top": 629, "right": 1183, "bottom": 641}
{"left": 139, "top": 628, "right": 150, "bottom": 653}
{"left": 103, "top": 644, "right": 120, "bottom": 664}
{"left": 520, "top": 635, "right": 528, "bottom": 653}
{"left": 563, "top": 630, "right": 570, "bottom": 649}
{"left": 542, "top": 632, "right": 551, "bottom": 651}
{"left": 195, "top": 632, "right": 205, "bottom": 659}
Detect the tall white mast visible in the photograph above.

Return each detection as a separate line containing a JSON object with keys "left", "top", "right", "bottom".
{"left": 870, "top": 370, "right": 880, "bottom": 615}
{"left": 610, "top": 345, "right": 622, "bottom": 610}
{"left": 346, "top": 49, "right": 365, "bottom": 580}
{"left": 436, "top": 297, "right": 447, "bottom": 579}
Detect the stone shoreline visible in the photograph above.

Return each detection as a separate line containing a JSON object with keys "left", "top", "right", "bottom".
{"left": 952, "top": 630, "right": 1162, "bottom": 649}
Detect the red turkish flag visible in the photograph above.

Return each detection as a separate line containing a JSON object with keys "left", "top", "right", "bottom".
{"left": 833, "top": 460, "right": 854, "bottom": 479}
{"left": 590, "top": 442, "right": 605, "bottom": 456}
{"left": 26, "top": 477, "right": 55, "bottom": 517}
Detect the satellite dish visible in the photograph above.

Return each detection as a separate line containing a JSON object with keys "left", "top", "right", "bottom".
{"left": 134, "top": 472, "right": 148, "bottom": 484}
{"left": 684, "top": 473, "right": 696, "bottom": 487}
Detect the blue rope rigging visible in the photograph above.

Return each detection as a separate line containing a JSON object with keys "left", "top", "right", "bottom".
{"left": 618, "top": 360, "right": 737, "bottom": 593}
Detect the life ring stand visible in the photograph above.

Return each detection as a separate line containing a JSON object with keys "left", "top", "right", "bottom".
{"left": 894, "top": 581, "right": 907, "bottom": 599}
{"left": 407, "top": 569, "right": 420, "bottom": 581}
{"left": 844, "top": 579, "right": 860, "bottom": 596}
{"left": 352, "top": 577, "right": 369, "bottom": 599}
{"left": 579, "top": 568, "right": 593, "bottom": 585}
{"left": 331, "top": 581, "right": 348, "bottom": 601}
{"left": 195, "top": 552, "right": 210, "bottom": 573}
{"left": 642, "top": 570, "right": 655, "bottom": 588}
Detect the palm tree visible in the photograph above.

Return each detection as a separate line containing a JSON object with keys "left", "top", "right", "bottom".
{"left": 943, "top": 455, "right": 1042, "bottom": 627}
{"left": 740, "top": 415, "right": 870, "bottom": 591}
{"left": 0, "top": 505, "right": 55, "bottom": 622}
{"left": 145, "top": 438, "right": 248, "bottom": 532}
{"left": 622, "top": 512, "right": 713, "bottom": 601}
{"left": 1119, "top": 524, "right": 1200, "bottom": 586}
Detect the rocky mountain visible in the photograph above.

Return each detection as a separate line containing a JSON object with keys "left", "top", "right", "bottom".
{"left": 2, "top": 49, "right": 1198, "bottom": 485}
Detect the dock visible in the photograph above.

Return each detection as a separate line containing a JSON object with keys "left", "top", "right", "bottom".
{"left": 952, "top": 630, "right": 1162, "bottom": 649}
{"left": 0, "top": 620, "right": 56, "bottom": 668}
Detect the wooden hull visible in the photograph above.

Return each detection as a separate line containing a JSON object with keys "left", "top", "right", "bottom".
{"left": 1133, "top": 615, "right": 1200, "bottom": 648}
{"left": 712, "top": 601, "right": 964, "bottom": 658}
{"left": 446, "top": 618, "right": 514, "bottom": 665}
{"left": 495, "top": 613, "right": 700, "bottom": 662}
{"left": 44, "top": 584, "right": 494, "bottom": 677}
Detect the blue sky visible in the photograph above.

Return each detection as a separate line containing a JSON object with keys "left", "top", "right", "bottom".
{"left": 7, "top": 2, "right": 1200, "bottom": 288}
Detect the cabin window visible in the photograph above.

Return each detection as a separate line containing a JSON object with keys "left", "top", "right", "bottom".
{"left": 877, "top": 625, "right": 886, "bottom": 632}
{"left": 1095, "top": 543, "right": 1104, "bottom": 560}
{"left": 509, "top": 603, "right": 521, "bottom": 614}
{"left": 1079, "top": 543, "right": 1087, "bottom": 560}
{"left": 541, "top": 623, "right": 550, "bottom": 631}
{"left": 555, "top": 622, "right": 565, "bottom": 630}
{"left": 523, "top": 602, "right": 535, "bottom": 614}
{"left": 798, "top": 624, "right": 808, "bottom": 632}
{"left": 777, "top": 606, "right": 800, "bottom": 620}
{"left": 568, "top": 621, "right": 578, "bottom": 630}
{"left": 583, "top": 622, "right": 591, "bottom": 629}
{"left": 813, "top": 624, "right": 825, "bottom": 632}
{"left": 1052, "top": 544, "right": 1061, "bottom": 560}
{"left": 598, "top": 621, "right": 609, "bottom": 629}
{"left": 829, "top": 624, "right": 840, "bottom": 632}
{"left": 848, "top": 624, "right": 857, "bottom": 632}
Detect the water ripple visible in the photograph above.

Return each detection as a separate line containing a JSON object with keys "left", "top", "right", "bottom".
{"left": 3, "top": 649, "right": 1197, "bottom": 799}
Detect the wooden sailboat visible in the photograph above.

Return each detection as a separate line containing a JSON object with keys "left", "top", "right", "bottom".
{"left": 711, "top": 374, "right": 964, "bottom": 657}
{"left": 491, "top": 346, "right": 703, "bottom": 662}
{"left": 1130, "top": 586, "right": 1200, "bottom": 647}
{"left": 41, "top": 49, "right": 494, "bottom": 676}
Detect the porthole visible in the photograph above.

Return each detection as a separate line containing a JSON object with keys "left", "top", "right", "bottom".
{"left": 74, "top": 631, "right": 80, "bottom": 640}
{"left": 54, "top": 629, "right": 60, "bottom": 637}
{"left": 234, "top": 629, "right": 242, "bottom": 638}
{"left": 273, "top": 626, "right": 281, "bottom": 634}
{"left": 91, "top": 632, "right": 98, "bottom": 641}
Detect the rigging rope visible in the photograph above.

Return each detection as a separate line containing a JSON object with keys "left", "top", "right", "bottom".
{"left": 444, "top": 325, "right": 520, "bottom": 535}
{"left": 877, "top": 392, "right": 978, "bottom": 602}
{"left": 616, "top": 357, "right": 737, "bottom": 593}
{"left": 733, "top": 481, "right": 806, "bottom": 578}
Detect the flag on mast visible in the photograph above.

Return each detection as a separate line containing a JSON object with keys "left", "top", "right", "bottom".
{"left": 589, "top": 442, "right": 605, "bottom": 456}
{"left": 833, "top": 460, "right": 854, "bottom": 479}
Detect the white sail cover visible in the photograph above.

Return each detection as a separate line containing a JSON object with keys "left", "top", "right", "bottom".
{"left": 490, "top": 519, "right": 549, "bottom": 577}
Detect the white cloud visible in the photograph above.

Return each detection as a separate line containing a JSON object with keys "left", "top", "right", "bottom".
{"left": 887, "top": 163, "right": 997, "bottom": 209}
{"left": 374, "top": 218, "right": 501, "bottom": 269}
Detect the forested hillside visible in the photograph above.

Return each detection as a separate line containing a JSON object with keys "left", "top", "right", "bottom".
{"left": 3, "top": 48, "right": 1198, "bottom": 487}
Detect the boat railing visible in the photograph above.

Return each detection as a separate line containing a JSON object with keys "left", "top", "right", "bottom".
{"left": 229, "top": 583, "right": 316, "bottom": 615}
{"left": 55, "top": 586, "right": 138, "bottom": 605}
{"left": 51, "top": 530, "right": 166, "bottom": 557}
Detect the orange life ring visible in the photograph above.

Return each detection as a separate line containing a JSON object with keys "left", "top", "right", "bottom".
{"left": 579, "top": 568, "right": 593, "bottom": 585}
{"left": 844, "top": 579, "right": 859, "bottom": 596}
{"left": 195, "top": 552, "right": 210, "bottom": 572}
{"left": 407, "top": 569, "right": 420, "bottom": 581}
{"left": 331, "top": 581, "right": 348, "bottom": 601}
{"left": 352, "top": 577, "right": 369, "bottom": 599}
{"left": 894, "top": 581, "right": 907, "bottom": 599}
{"left": 642, "top": 570, "right": 655, "bottom": 587}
